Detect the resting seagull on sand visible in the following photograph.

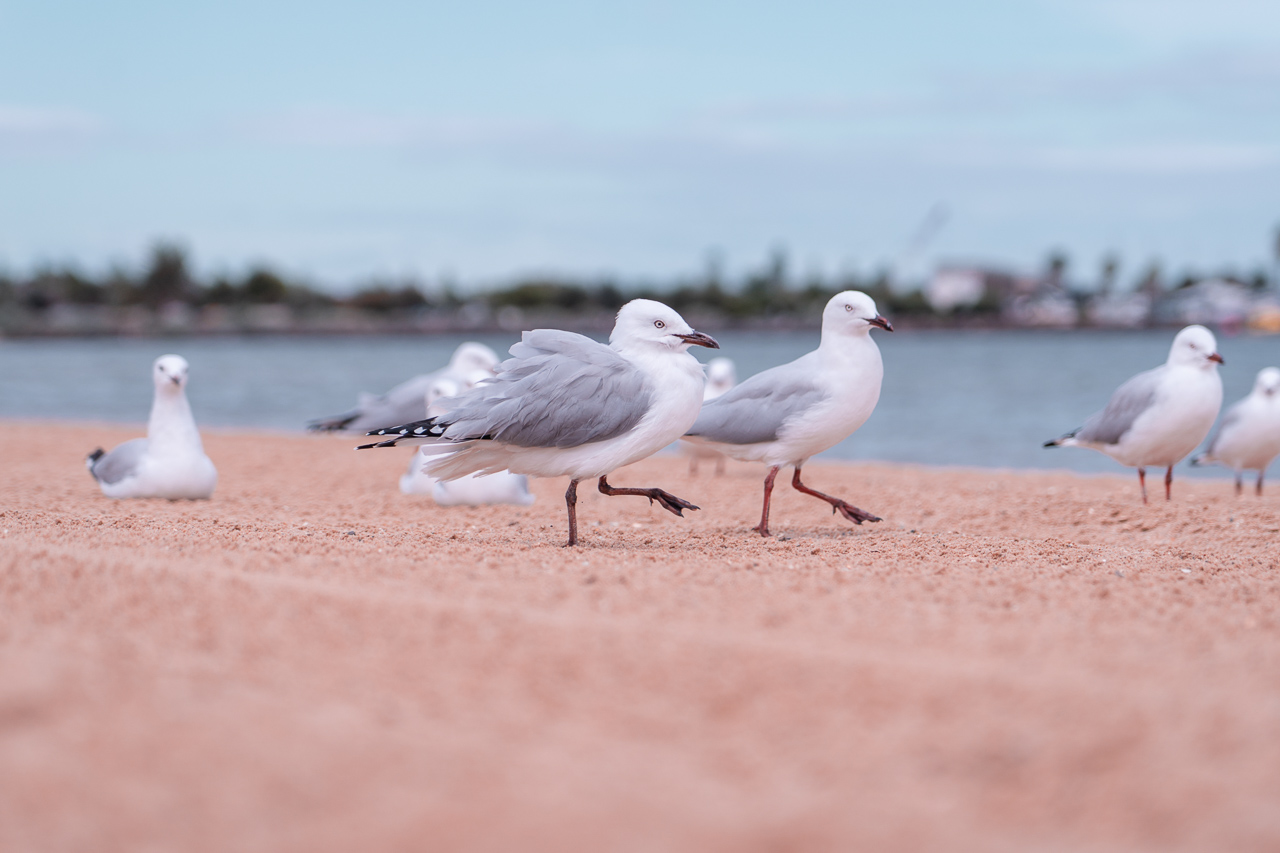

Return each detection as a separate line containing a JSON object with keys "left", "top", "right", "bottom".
{"left": 359, "top": 299, "right": 719, "bottom": 545}
{"left": 683, "top": 291, "right": 892, "bottom": 538}
{"left": 1191, "top": 366, "right": 1280, "bottom": 495}
{"left": 1045, "top": 325, "right": 1223, "bottom": 503}
{"left": 308, "top": 341, "right": 500, "bottom": 434}
{"left": 86, "top": 354, "right": 218, "bottom": 500}
{"left": 399, "top": 375, "right": 536, "bottom": 506}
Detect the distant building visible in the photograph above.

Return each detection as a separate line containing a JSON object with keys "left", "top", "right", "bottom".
{"left": 1158, "top": 278, "right": 1254, "bottom": 327}
{"left": 925, "top": 265, "right": 1020, "bottom": 314}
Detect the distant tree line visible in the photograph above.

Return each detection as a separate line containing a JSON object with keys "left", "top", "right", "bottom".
{"left": 0, "top": 243, "right": 943, "bottom": 328}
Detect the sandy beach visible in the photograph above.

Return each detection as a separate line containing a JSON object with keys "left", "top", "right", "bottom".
{"left": 3, "top": 420, "right": 1279, "bottom": 852}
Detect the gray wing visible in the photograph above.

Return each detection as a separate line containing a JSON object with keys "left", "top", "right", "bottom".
{"left": 1073, "top": 367, "right": 1162, "bottom": 445}
{"left": 686, "top": 363, "right": 826, "bottom": 445}
{"left": 309, "top": 372, "right": 437, "bottom": 433}
{"left": 90, "top": 438, "right": 148, "bottom": 485}
{"left": 438, "top": 329, "right": 652, "bottom": 448}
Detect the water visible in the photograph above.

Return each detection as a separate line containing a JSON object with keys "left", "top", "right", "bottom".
{"left": 2, "top": 329, "right": 1276, "bottom": 476}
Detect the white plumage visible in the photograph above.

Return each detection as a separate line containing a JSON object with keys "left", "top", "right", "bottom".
{"left": 86, "top": 354, "right": 218, "bottom": 500}
{"left": 1192, "top": 366, "right": 1280, "bottom": 495}
{"left": 683, "top": 291, "right": 892, "bottom": 537}
{"left": 1046, "top": 325, "right": 1224, "bottom": 502}
{"left": 362, "top": 299, "right": 719, "bottom": 545}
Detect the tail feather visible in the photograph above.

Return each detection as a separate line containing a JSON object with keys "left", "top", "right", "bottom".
{"left": 307, "top": 410, "right": 361, "bottom": 432}
{"left": 356, "top": 417, "right": 448, "bottom": 450}
{"left": 86, "top": 448, "right": 105, "bottom": 479}
{"left": 1043, "top": 429, "right": 1079, "bottom": 448}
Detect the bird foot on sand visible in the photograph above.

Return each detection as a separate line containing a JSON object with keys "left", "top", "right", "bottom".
{"left": 597, "top": 478, "right": 700, "bottom": 517}
{"left": 830, "top": 501, "right": 881, "bottom": 525}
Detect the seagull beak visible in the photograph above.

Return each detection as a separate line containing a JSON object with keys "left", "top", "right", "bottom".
{"left": 170, "top": 375, "right": 182, "bottom": 386}
{"left": 868, "top": 315, "right": 894, "bottom": 332}
{"left": 1209, "top": 353, "right": 1224, "bottom": 365}
{"left": 676, "top": 331, "right": 720, "bottom": 349}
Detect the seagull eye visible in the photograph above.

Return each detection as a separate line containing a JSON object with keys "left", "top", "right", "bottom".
{"left": 844, "top": 304, "right": 853, "bottom": 312}
{"left": 654, "top": 320, "right": 665, "bottom": 329}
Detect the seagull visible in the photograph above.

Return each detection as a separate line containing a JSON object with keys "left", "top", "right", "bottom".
{"left": 399, "top": 375, "right": 536, "bottom": 506}
{"left": 684, "top": 356, "right": 737, "bottom": 475}
{"left": 308, "top": 341, "right": 500, "bottom": 433}
{"left": 1045, "top": 325, "right": 1223, "bottom": 503}
{"left": 86, "top": 354, "right": 218, "bottom": 500}
{"left": 683, "top": 291, "right": 892, "bottom": 537}
{"left": 1191, "top": 366, "right": 1280, "bottom": 495}
{"left": 359, "top": 299, "right": 719, "bottom": 545}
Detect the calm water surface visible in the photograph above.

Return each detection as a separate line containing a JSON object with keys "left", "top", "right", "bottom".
{"left": 3, "top": 329, "right": 1277, "bottom": 477}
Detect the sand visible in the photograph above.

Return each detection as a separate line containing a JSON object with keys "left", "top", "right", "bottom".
{"left": 2, "top": 421, "right": 1279, "bottom": 852}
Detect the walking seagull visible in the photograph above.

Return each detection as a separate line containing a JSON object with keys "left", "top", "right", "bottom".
{"left": 683, "top": 291, "right": 892, "bottom": 537}
{"left": 308, "top": 341, "right": 499, "bottom": 433}
{"left": 359, "top": 299, "right": 719, "bottom": 545}
{"left": 1045, "top": 325, "right": 1223, "bottom": 502}
{"left": 1191, "top": 366, "right": 1280, "bottom": 495}
{"left": 86, "top": 354, "right": 218, "bottom": 500}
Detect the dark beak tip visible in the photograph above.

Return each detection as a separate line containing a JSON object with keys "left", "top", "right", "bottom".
{"left": 1211, "top": 353, "right": 1224, "bottom": 364}
{"left": 873, "top": 315, "right": 894, "bottom": 332}
{"left": 680, "top": 331, "right": 720, "bottom": 349}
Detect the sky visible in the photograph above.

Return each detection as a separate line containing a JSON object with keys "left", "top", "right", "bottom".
{"left": 2, "top": 0, "right": 1279, "bottom": 292}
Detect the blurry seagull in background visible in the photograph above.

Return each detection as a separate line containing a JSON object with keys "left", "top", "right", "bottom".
{"left": 683, "top": 292, "right": 892, "bottom": 537}
{"left": 360, "top": 299, "right": 719, "bottom": 545}
{"left": 86, "top": 354, "right": 218, "bottom": 500}
{"left": 684, "top": 356, "right": 737, "bottom": 475}
{"left": 1045, "top": 325, "right": 1224, "bottom": 502}
{"left": 307, "top": 341, "right": 499, "bottom": 434}
{"left": 1191, "top": 366, "right": 1280, "bottom": 495}
{"left": 399, "top": 374, "right": 535, "bottom": 506}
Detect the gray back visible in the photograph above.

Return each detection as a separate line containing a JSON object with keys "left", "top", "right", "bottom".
{"left": 440, "top": 330, "right": 653, "bottom": 448}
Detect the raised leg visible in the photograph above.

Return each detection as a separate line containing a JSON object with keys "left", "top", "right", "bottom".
{"left": 1236, "top": 474, "right": 1243, "bottom": 496}
{"left": 1165, "top": 466, "right": 1173, "bottom": 501}
{"left": 791, "top": 467, "right": 881, "bottom": 526}
{"left": 754, "top": 466, "right": 781, "bottom": 538}
{"left": 565, "top": 479, "right": 580, "bottom": 547}
{"left": 1138, "top": 467, "right": 1148, "bottom": 504}
{"left": 1258, "top": 471, "right": 1265, "bottom": 497}
{"left": 597, "top": 476, "right": 699, "bottom": 517}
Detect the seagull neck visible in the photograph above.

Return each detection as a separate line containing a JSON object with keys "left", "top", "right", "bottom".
{"left": 148, "top": 389, "right": 202, "bottom": 452}
{"left": 817, "top": 330, "right": 876, "bottom": 361}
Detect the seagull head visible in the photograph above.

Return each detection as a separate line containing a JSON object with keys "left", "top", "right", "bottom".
{"left": 705, "top": 357, "right": 737, "bottom": 395}
{"left": 425, "top": 377, "right": 462, "bottom": 418}
{"left": 1254, "top": 366, "right": 1280, "bottom": 398}
{"left": 449, "top": 342, "right": 501, "bottom": 376}
{"left": 1168, "top": 325, "right": 1223, "bottom": 369}
{"left": 610, "top": 299, "right": 719, "bottom": 354}
{"left": 153, "top": 354, "right": 190, "bottom": 391}
{"left": 822, "top": 291, "right": 893, "bottom": 338}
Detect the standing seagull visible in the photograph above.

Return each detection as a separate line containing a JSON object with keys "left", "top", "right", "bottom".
{"left": 1045, "top": 325, "right": 1223, "bottom": 503}
{"left": 86, "top": 354, "right": 218, "bottom": 500}
{"left": 683, "top": 291, "right": 892, "bottom": 537}
{"left": 1191, "top": 366, "right": 1280, "bottom": 495}
{"left": 308, "top": 342, "right": 500, "bottom": 433}
{"left": 360, "top": 299, "right": 719, "bottom": 545}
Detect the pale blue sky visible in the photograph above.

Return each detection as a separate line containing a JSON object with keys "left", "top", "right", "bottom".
{"left": 2, "top": 0, "right": 1278, "bottom": 291}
